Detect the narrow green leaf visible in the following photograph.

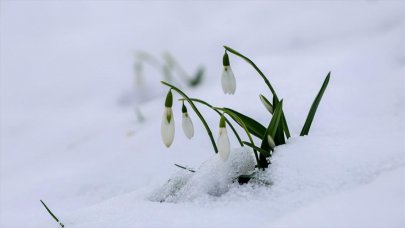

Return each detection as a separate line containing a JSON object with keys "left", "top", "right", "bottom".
{"left": 259, "top": 94, "right": 273, "bottom": 114}
{"left": 300, "top": 72, "right": 331, "bottom": 136}
{"left": 271, "top": 98, "right": 287, "bottom": 144}
{"left": 174, "top": 164, "right": 196, "bottom": 173}
{"left": 40, "top": 200, "right": 64, "bottom": 228}
{"left": 242, "top": 141, "right": 271, "bottom": 157}
{"left": 274, "top": 120, "right": 285, "bottom": 145}
{"left": 281, "top": 113, "right": 291, "bottom": 139}
{"left": 260, "top": 100, "right": 284, "bottom": 151}
{"left": 222, "top": 108, "right": 266, "bottom": 139}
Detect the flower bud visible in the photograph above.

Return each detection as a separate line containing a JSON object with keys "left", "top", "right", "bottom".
{"left": 181, "top": 103, "right": 194, "bottom": 139}
{"left": 221, "top": 52, "right": 236, "bottom": 94}
{"left": 161, "top": 90, "right": 175, "bottom": 147}
{"left": 217, "top": 115, "right": 230, "bottom": 161}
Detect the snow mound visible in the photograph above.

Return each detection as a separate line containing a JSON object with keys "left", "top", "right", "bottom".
{"left": 149, "top": 147, "right": 256, "bottom": 202}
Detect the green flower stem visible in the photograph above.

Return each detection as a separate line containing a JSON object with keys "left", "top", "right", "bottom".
{"left": 214, "top": 107, "right": 261, "bottom": 168}
{"left": 161, "top": 81, "right": 218, "bottom": 153}
{"left": 224, "top": 45, "right": 291, "bottom": 139}
{"left": 223, "top": 46, "right": 278, "bottom": 100}
{"left": 181, "top": 98, "right": 244, "bottom": 147}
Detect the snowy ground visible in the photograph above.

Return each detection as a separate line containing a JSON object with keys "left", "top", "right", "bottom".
{"left": 1, "top": 1, "right": 404, "bottom": 228}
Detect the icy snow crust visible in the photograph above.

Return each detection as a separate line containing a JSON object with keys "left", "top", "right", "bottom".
{"left": 149, "top": 147, "right": 256, "bottom": 203}
{"left": 1, "top": 1, "right": 404, "bottom": 228}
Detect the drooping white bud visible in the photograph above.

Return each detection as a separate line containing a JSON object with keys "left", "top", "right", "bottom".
{"left": 161, "top": 90, "right": 175, "bottom": 148}
{"left": 217, "top": 127, "right": 230, "bottom": 161}
{"left": 182, "top": 112, "right": 194, "bottom": 139}
{"left": 217, "top": 115, "right": 230, "bottom": 161}
{"left": 161, "top": 107, "right": 175, "bottom": 147}
{"left": 221, "top": 52, "right": 236, "bottom": 95}
{"left": 221, "top": 66, "right": 236, "bottom": 95}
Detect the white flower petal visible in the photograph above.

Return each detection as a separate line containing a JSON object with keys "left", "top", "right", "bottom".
{"left": 217, "top": 127, "right": 230, "bottom": 161}
{"left": 227, "top": 67, "right": 236, "bottom": 94}
{"left": 221, "top": 66, "right": 236, "bottom": 95}
{"left": 221, "top": 68, "right": 230, "bottom": 94}
{"left": 161, "top": 107, "right": 175, "bottom": 147}
{"left": 182, "top": 113, "right": 194, "bottom": 139}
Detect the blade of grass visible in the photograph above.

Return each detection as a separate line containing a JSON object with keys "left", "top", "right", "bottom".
{"left": 300, "top": 72, "right": 331, "bottom": 136}
{"left": 174, "top": 164, "right": 196, "bottom": 173}
{"left": 40, "top": 200, "right": 64, "bottom": 228}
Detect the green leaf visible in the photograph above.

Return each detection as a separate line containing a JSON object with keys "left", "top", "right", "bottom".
{"left": 222, "top": 108, "right": 266, "bottom": 139}
{"left": 260, "top": 100, "right": 284, "bottom": 151}
{"left": 242, "top": 141, "right": 271, "bottom": 157}
{"left": 271, "top": 98, "right": 288, "bottom": 144}
{"left": 40, "top": 200, "right": 64, "bottom": 228}
{"left": 281, "top": 113, "right": 291, "bottom": 139}
{"left": 184, "top": 98, "right": 244, "bottom": 147}
{"left": 259, "top": 94, "right": 273, "bottom": 114}
{"left": 174, "top": 164, "right": 195, "bottom": 173}
{"left": 300, "top": 72, "right": 331, "bottom": 136}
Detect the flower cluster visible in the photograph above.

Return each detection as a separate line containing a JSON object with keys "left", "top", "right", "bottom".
{"left": 160, "top": 89, "right": 233, "bottom": 161}
{"left": 160, "top": 45, "right": 331, "bottom": 173}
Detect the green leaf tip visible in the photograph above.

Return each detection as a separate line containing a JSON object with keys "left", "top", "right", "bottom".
{"left": 259, "top": 94, "right": 274, "bottom": 114}
{"left": 300, "top": 72, "right": 331, "bottom": 136}
{"left": 165, "top": 89, "right": 173, "bottom": 107}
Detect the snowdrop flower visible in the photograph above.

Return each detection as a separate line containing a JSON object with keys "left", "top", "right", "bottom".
{"left": 217, "top": 115, "right": 230, "bottom": 161}
{"left": 161, "top": 90, "right": 175, "bottom": 147}
{"left": 181, "top": 102, "right": 194, "bottom": 139}
{"left": 221, "top": 52, "right": 236, "bottom": 94}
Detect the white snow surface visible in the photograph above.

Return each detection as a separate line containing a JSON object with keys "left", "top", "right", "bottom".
{"left": 1, "top": 1, "right": 404, "bottom": 228}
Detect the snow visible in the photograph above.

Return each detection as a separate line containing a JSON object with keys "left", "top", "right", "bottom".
{"left": 1, "top": 1, "right": 404, "bottom": 228}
